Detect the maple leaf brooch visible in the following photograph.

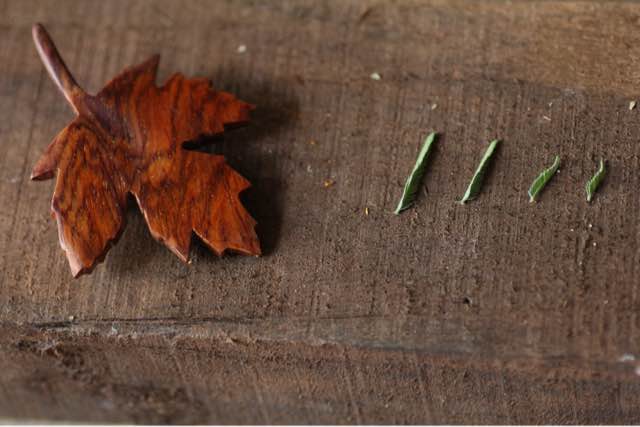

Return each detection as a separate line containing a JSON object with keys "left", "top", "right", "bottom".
{"left": 31, "top": 24, "right": 261, "bottom": 277}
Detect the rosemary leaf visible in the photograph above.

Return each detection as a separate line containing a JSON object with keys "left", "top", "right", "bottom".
{"left": 394, "top": 132, "right": 438, "bottom": 214}
{"left": 586, "top": 159, "right": 606, "bottom": 202}
{"left": 459, "top": 139, "right": 500, "bottom": 204}
{"left": 528, "top": 155, "right": 561, "bottom": 203}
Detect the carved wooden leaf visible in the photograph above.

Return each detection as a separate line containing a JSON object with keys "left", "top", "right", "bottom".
{"left": 31, "top": 24, "right": 261, "bottom": 277}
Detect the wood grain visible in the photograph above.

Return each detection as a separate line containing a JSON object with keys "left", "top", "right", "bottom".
{"left": 2, "top": 0, "right": 640, "bottom": 423}
{"left": 31, "top": 24, "right": 260, "bottom": 277}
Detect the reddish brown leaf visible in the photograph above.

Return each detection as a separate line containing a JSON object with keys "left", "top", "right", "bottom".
{"left": 31, "top": 24, "right": 261, "bottom": 277}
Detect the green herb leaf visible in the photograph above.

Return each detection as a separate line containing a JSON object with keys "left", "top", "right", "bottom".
{"left": 394, "top": 132, "right": 438, "bottom": 214}
{"left": 459, "top": 139, "right": 500, "bottom": 204}
{"left": 586, "top": 159, "right": 606, "bottom": 202}
{"left": 528, "top": 155, "right": 561, "bottom": 203}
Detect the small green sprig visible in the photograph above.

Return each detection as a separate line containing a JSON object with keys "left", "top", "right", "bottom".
{"left": 459, "top": 139, "right": 500, "bottom": 204}
{"left": 394, "top": 132, "right": 438, "bottom": 214}
{"left": 528, "top": 155, "right": 561, "bottom": 203}
{"left": 586, "top": 159, "right": 606, "bottom": 202}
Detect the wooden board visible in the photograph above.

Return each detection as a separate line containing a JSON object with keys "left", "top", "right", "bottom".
{"left": 2, "top": 0, "right": 640, "bottom": 423}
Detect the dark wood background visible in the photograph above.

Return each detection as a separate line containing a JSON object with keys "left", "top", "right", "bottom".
{"left": 2, "top": 0, "right": 640, "bottom": 423}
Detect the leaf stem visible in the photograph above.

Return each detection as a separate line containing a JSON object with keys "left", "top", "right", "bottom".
{"left": 32, "top": 23, "right": 88, "bottom": 114}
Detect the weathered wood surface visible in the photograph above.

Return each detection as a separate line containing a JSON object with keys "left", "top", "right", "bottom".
{"left": 2, "top": 0, "right": 640, "bottom": 423}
